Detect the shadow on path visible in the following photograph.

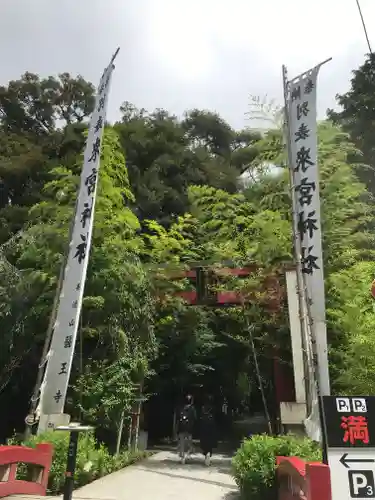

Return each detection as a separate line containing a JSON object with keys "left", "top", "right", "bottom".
{"left": 136, "top": 466, "right": 238, "bottom": 491}
{"left": 137, "top": 453, "right": 237, "bottom": 490}
{"left": 142, "top": 455, "right": 233, "bottom": 471}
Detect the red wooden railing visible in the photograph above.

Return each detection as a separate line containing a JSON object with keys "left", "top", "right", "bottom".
{"left": 0, "top": 443, "right": 53, "bottom": 498}
{"left": 276, "top": 456, "right": 331, "bottom": 500}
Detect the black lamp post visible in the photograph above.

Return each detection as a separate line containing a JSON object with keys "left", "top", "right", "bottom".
{"left": 55, "top": 423, "right": 94, "bottom": 500}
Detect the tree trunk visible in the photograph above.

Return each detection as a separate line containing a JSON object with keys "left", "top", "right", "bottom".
{"left": 130, "top": 381, "right": 143, "bottom": 451}
{"left": 116, "top": 409, "right": 125, "bottom": 455}
{"left": 172, "top": 408, "right": 178, "bottom": 441}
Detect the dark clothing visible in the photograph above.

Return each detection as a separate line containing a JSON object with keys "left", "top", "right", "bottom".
{"left": 177, "top": 403, "right": 197, "bottom": 435}
{"left": 199, "top": 405, "right": 217, "bottom": 455}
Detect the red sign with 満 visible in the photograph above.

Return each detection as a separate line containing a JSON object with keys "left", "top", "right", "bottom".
{"left": 341, "top": 415, "right": 370, "bottom": 445}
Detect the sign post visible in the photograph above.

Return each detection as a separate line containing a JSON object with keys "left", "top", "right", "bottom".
{"left": 55, "top": 423, "right": 94, "bottom": 500}
{"left": 322, "top": 396, "right": 375, "bottom": 499}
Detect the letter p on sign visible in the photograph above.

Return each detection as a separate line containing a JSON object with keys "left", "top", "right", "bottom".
{"left": 336, "top": 397, "right": 367, "bottom": 413}
{"left": 349, "top": 471, "right": 375, "bottom": 498}
{"left": 353, "top": 398, "right": 367, "bottom": 413}
{"left": 336, "top": 398, "right": 350, "bottom": 412}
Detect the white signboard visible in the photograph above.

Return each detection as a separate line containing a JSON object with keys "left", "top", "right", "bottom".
{"left": 329, "top": 449, "right": 375, "bottom": 499}
{"left": 323, "top": 396, "right": 375, "bottom": 500}
{"left": 287, "top": 64, "right": 330, "bottom": 396}
{"left": 39, "top": 54, "right": 117, "bottom": 416}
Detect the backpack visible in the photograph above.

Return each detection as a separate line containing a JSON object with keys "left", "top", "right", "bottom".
{"left": 201, "top": 405, "right": 214, "bottom": 425}
{"left": 179, "top": 406, "right": 192, "bottom": 432}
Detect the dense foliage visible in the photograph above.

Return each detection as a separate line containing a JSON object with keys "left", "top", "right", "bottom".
{"left": 232, "top": 434, "right": 321, "bottom": 500}
{"left": 0, "top": 59, "right": 375, "bottom": 444}
{"left": 328, "top": 53, "right": 375, "bottom": 196}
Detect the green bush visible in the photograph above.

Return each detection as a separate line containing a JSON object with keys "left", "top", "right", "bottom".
{"left": 232, "top": 434, "right": 322, "bottom": 500}
{"left": 11, "top": 431, "right": 147, "bottom": 494}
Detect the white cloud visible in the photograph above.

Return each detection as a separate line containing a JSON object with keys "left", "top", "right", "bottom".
{"left": 147, "top": 1, "right": 216, "bottom": 82}
{"left": 0, "top": 0, "right": 374, "bottom": 128}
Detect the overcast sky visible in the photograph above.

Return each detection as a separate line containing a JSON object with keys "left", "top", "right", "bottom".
{"left": 1, "top": 0, "right": 374, "bottom": 130}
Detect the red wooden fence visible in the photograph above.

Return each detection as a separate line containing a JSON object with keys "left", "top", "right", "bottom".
{"left": 0, "top": 443, "right": 53, "bottom": 497}
{"left": 276, "top": 456, "right": 331, "bottom": 500}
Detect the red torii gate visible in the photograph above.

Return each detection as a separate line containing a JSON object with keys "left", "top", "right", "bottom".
{"left": 166, "top": 265, "right": 284, "bottom": 311}
{"left": 159, "top": 264, "right": 295, "bottom": 409}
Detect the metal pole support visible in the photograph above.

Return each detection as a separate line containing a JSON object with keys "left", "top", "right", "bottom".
{"left": 55, "top": 423, "right": 94, "bottom": 500}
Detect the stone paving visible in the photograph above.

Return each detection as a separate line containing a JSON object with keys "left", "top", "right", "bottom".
{"left": 6, "top": 450, "right": 239, "bottom": 500}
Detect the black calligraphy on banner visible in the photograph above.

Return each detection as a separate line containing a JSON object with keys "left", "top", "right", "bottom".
{"left": 72, "top": 300, "right": 78, "bottom": 309}
{"left": 76, "top": 282, "right": 81, "bottom": 291}
{"left": 290, "top": 75, "right": 321, "bottom": 273}
{"left": 301, "top": 245, "right": 320, "bottom": 275}
{"left": 64, "top": 335, "right": 72, "bottom": 348}
{"left": 73, "top": 233, "right": 88, "bottom": 264}
{"left": 88, "top": 138, "right": 101, "bottom": 163}
{"left": 80, "top": 201, "right": 92, "bottom": 229}
{"left": 291, "top": 86, "right": 301, "bottom": 101}
{"left": 295, "top": 123, "right": 310, "bottom": 142}
{"left": 295, "top": 146, "right": 314, "bottom": 173}
{"left": 97, "top": 96, "right": 106, "bottom": 112}
{"left": 295, "top": 178, "right": 316, "bottom": 206}
{"left": 58, "top": 362, "right": 68, "bottom": 375}
{"left": 68, "top": 319, "right": 74, "bottom": 327}
{"left": 297, "top": 210, "right": 318, "bottom": 241}
{"left": 85, "top": 167, "right": 97, "bottom": 195}
{"left": 304, "top": 78, "right": 314, "bottom": 94}
{"left": 94, "top": 115, "right": 103, "bottom": 134}
{"left": 98, "top": 74, "right": 110, "bottom": 95}
{"left": 54, "top": 390, "right": 63, "bottom": 403}
{"left": 98, "top": 78, "right": 106, "bottom": 94}
{"left": 296, "top": 101, "right": 309, "bottom": 121}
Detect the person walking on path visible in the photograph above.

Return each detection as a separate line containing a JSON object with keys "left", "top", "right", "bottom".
{"left": 177, "top": 394, "right": 197, "bottom": 464}
{"left": 199, "top": 396, "right": 217, "bottom": 466}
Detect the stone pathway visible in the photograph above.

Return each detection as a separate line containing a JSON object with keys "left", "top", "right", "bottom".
{"left": 6, "top": 450, "right": 239, "bottom": 500}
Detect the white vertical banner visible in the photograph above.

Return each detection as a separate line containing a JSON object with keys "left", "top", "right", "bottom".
{"left": 40, "top": 51, "right": 118, "bottom": 416}
{"left": 286, "top": 61, "right": 331, "bottom": 398}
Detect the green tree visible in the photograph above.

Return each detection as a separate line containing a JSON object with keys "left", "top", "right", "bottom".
{"left": 0, "top": 72, "right": 96, "bottom": 244}
{"left": 328, "top": 261, "right": 375, "bottom": 394}
{"left": 244, "top": 121, "right": 374, "bottom": 392}
{"left": 0, "top": 72, "right": 95, "bottom": 137}
{"left": 1, "top": 128, "right": 155, "bottom": 439}
{"left": 328, "top": 53, "right": 375, "bottom": 195}
{"left": 115, "top": 103, "right": 260, "bottom": 226}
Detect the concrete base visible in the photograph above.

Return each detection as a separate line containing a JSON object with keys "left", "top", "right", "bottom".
{"left": 37, "top": 413, "right": 70, "bottom": 434}
{"left": 280, "top": 402, "right": 306, "bottom": 426}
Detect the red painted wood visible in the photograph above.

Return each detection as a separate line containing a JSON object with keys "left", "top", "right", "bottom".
{"left": 306, "top": 462, "right": 331, "bottom": 500}
{"left": 175, "top": 291, "right": 248, "bottom": 304}
{"left": 177, "top": 291, "right": 197, "bottom": 303}
{"left": 217, "top": 291, "right": 241, "bottom": 303}
{"left": 165, "top": 266, "right": 285, "bottom": 312}
{"left": 273, "top": 356, "right": 295, "bottom": 403}
{"left": 168, "top": 267, "right": 255, "bottom": 279}
{"left": 0, "top": 443, "right": 53, "bottom": 498}
{"left": 175, "top": 290, "right": 282, "bottom": 309}
{"left": 276, "top": 456, "right": 331, "bottom": 500}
